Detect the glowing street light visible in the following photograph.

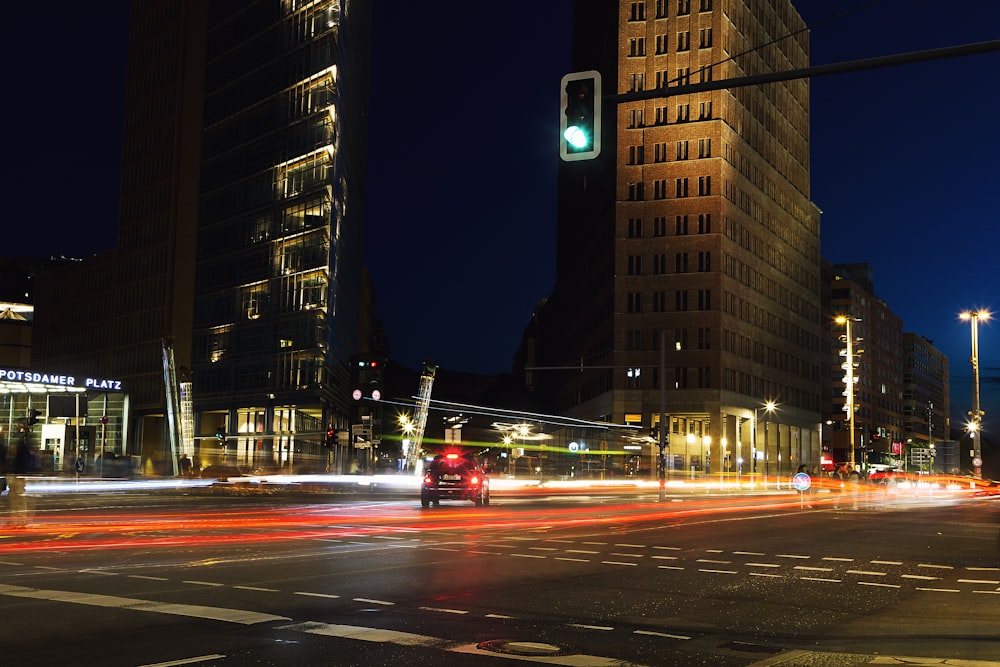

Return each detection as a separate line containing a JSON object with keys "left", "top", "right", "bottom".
{"left": 959, "top": 309, "right": 989, "bottom": 477}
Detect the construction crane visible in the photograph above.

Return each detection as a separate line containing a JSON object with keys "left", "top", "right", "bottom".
{"left": 404, "top": 360, "right": 437, "bottom": 472}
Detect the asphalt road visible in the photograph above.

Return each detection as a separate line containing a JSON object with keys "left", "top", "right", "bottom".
{"left": 1, "top": 488, "right": 998, "bottom": 666}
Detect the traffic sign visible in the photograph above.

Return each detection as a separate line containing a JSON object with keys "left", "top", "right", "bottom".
{"left": 792, "top": 472, "right": 811, "bottom": 491}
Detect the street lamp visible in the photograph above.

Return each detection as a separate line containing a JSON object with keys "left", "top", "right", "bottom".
{"left": 835, "top": 315, "right": 862, "bottom": 469}
{"left": 762, "top": 401, "right": 776, "bottom": 487}
{"left": 960, "top": 309, "right": 989, "bottom": 477}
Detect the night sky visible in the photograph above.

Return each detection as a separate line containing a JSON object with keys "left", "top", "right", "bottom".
{"left": 7, "top": 1, "right": 997, "bottom": 431}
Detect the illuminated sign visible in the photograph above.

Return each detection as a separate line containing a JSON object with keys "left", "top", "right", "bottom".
{"left": 0, "top": 368, "right": 124, "bottom": 391}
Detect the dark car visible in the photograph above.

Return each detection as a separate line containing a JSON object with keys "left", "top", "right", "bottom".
{"left": 421, "top": 453, "right": 489, "bottom": 507}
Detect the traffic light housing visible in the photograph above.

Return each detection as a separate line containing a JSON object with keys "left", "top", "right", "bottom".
{"left": 27, "top": 408, "right": 39, "bottom": 426}
{"left": 560, "top": 70, "right": 601, "bottom": 161}
{"left": 324, "top": 428, "right": 336, "bottom": 449}
{"left": 216, "top": 425, "right": 226, "bottom": 441}
{"left": 352, "top": 356, "right": 384, "bottom": 401}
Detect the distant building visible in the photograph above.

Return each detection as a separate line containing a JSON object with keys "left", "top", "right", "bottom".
{"left": 33, "top": 0, "right": 373, "bottom": 475}
{"left": 525, "top": 0, "right": 824, "bottom": 479}
{"left": 903, "top": 332, "right": 951, "bottom": 470}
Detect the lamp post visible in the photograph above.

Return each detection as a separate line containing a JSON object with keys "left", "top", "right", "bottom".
{"left": 835, "top": 316, "right": 861, "bottom": 469}
{"left": 960, "top": 309, "right": 989, "bottom": 477}
{"left": 762, "top": 401, "right": 776, "bottom": 487}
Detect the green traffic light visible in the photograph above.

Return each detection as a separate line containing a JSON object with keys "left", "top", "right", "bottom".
{"left": 563, "top": 125, "right": 590, "bottom": 149}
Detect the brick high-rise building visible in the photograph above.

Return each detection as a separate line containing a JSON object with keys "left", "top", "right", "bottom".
{"left": 526, "top": 0, "right": 824, "bottom": 480}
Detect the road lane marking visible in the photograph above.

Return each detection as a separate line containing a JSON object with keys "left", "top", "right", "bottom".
{"left": 733, "top": 551, "right": 765, "bottom": 556}
{"left": 652, "top": 555, "right": 678, "bottom": 560}
{"left": 871, "top": 560, "right": 902, "bottom": 566}
{"left": 846, "top": 570, "right": 887, "bottom": 577}
{"left": 511, "top": 553, "right": 546, "bottom": 559}
{"left": 129, "top": 575, "right": 169, "bottom": 581}
{"left": 566, "top": 549, "right": 600, "bottom": 554}
{"left": 653, "top": 546, "right": 681, "bottom": 551}
{"left": 747, "top": 563, "right": 780, "bottom": 568}
{"left": 658, "top": 565, "right": 684, "bottom": 570}
{"left": 801, "top": 577, "right": 840, "bottom": 583}
{"left": 81, "top": 569, "right": 118, "bottom": 576}
{"left": 699, "top": 568, "right": 737, "bottom": 574}
{"left": 295, "top": 591, "right": 339, "bottom": 599}
{"left": 183, "top": 580, "right": 225, "bottom": 587}
{"left": 615, "top": 543, "right": 645, "bottom": 548}
{"left": 822, "top": 557, "right": 853, "bottom": 562}
{"left": 917, "top": 563, "right": 952, "bottom": 569}
{"left": 0, "top": 584, "right": 288, "bottom": 624}
{"left": 354, "top": 598, "right": 393, "bottom": 605}
{"left": 634, "top": 629, "right": 691, "bottom": 640}
{"left": 749, "top": 572, "right": 783, "bottom": 578}
{"left": 233, "top": 585, "right": 278, "bottom": 592}
{"left": 916, "top": 587, "right": 960, "bottom": 593}
{"left": 568, "top": 623, "right": 613, "bottom": 631}
{"left": 530, "top": 547, "right": 559, "bottom": 551}
{"left": 858, "top": 582, "right": 899, "bottom": 588}
{"left": 138, "top": 654, "right": 226, "bottom": 666}
{"left": 555, "top": 557, "right": 590, "bottom": 563}
{"left": 602, "top": 561, "right": 639, "bottom": 567}
{"left": 610, "top": 553, "right": 644, "bottom": 558}
{"left": 958, "top": 579, "right": 1000, "bottom": 585}
{"left": 776, "top": 554, "right": 810, "bottom": 559}
{"left": 794, "top": 566, "right": 833, "bottom": 572}
{"left": 696, "top": 559, "right": 731, "bottom": 564}
{"left": 901, "top": 574, "right": 940, "bottom": 580}
{"left": 283, "top": 622, "right": 645, "bottom": 666}
{"left": 420, "top": 606, "right": 468, "bottom": 615}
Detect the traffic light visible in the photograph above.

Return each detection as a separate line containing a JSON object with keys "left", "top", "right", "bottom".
{"left": 560, "top": 70, "right": 601, "bottom": 161}
{"left": 352, "top": 356, "right": 384, "bottom": 400}
{"left": 216, "top": 425, "right": 226, "bottom": 442}
{"left": 324, "top": 428, "right": 336, "bottom": 449}
{"left": 27, "top": 408, "right": 39, "bottom": 426}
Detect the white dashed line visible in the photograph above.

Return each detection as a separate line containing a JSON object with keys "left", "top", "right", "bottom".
{"left": 958, "top": 579, "right": 1000, "bottom": 585}
{"left": 353, "top": 598, "right": 393, "bottom": 606}
{"left": 801, "top": 577, "right": 840, "bottom": 583}
{"left": 871, "top": 560, "right": 902, "bottom": 566}
{"left": 733, "top": 551, "right": 765, "bottom": 556}
{"left": 233, "top": 585, "right": 278, "bottom": 592}
{"left": 916, "top": 587, "right": 960, "bottom": 593}
{"left": 901, "top": 574, "right": 940, "bottom": 580}
{"left": 794, "top": 566, "right": 833, "bottom": 572}
{"left": 858, "top": 582, "right": 899, "bottom": 588}
{"left": 918, "top": 563, "right": 952, "bottom": 570}
{"left": 634, "top": 629, "right": 691, "bottom": 640}
{"left": 129, "top": 575, "right": 169, "bottom": 581}
{"left": 846, "top": 570, "right": 887, "bottom": 577}
{"left": 602, "top": 561, "right": 639, "bottom": 567}
{"left": 419, "top": 606, "right": 468, "bottom": 615}
{"left": 295, "top": 592, "right": 339, "bottom": 599}
{"left": 822, "top": 557, "right": 854, "bottom": 562}
{"left": 568, "top": 623, "right": 614, "bottom": 631}
{"left": 776, "top": 554, "right": 810, "bottom": 559}
{"left": 184, "top": 580, "right": 225, "bottom": 587}
{"left": 555, "top": 557, "right": 590, "bottom": 563}
{"left": 699, "top": 568, "right": 737, "bottom": 574}
{"left": 511, "top": 553, "right": 546, "bottom": 559}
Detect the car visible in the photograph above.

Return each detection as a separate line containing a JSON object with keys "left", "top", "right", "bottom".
{"left": 421, "top": 453, "right": 489, "bottom": 507}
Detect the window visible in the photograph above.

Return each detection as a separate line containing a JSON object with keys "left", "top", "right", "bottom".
{"left": 699, "top": 28, "right": 713, "bottom": 48}
{"left": 629, "top": 1, "right": 646, "bottom": 20}
{"left": 628, "top": 292, "right": 643, "bottom": 313}
{"left": 654, "top": 179, "right": 669, "bottom": 199}
{"left": 654, "top": 105, "right": 668, "bottom": 124}
{"left": 676, "top": 140, "right": 689, "bottom": 160}
{"left": 628, "top": 217, "right": 643, "bottom": 238}
{"left": 653, "top": 290, "right": 667, "bottom": 312}
{"left": 629, "top": 108, "right": 644, "bottom": 128}
{"left": 678, "top": 0, "right": 690, "bottom": 16}
{"left": 655, "top": 34, "right": 668, "bottom": 55}
{"left": 675, "top": 177, "right": 689, "bottom": 197}
{"left": 654, "top": 217, "right": 667, "bottom": 237}
{"left": 698, "top": 251, "right": 711, "bottom": 272}
{"left": 627, "top": 329, "right": 642, "bottom": 351}
{"left": 654, "top": 142, "right": 668, "bottom": 162}
{"left": 675, "top": 367, "right": 688, "bottom": 390}
{"left": 698, "top": 175, "right": 711, "bottom": 195}
{"left": 676, "top": 290, "right": 689, "bottom": 311}
{"left": 677, "top": 104, "right": 690, "bottom": 122}
{"left": 698, "top": 367, "right": 712, "bottom": 388}
{"left": 630, "top": 73, "right": 645, "bottom": 92}
{"left": 656, "top": 0, "right": 667, "bottom": 18}
{"left": 699, "top": 66, "right": 713, "bottom": 83}
{"left": 676, "top": 67, "right": 690, "bottom": 85}
{"left": 698, "top": 138, "right": 711, "bottom": 158}
{"left": 628, "top": 145, "right": 645, "bottom": 164}
{"left": 698, "top": 213, "right": 711, "bottom": 233}
{"left": 677, "top": 32, "right": 690, "bottom": 51}
{"left": 655, "top": 70, "right": 669, "bottom": 89}
{"left": 697, "top": 327, "right": 712, "bottom": 349}
{"left": 628, "top": 255, "right": 643, "bottom": 275}
{"left": 698, "top": 289, "right": 711, "bottom": 310}
{"left": 675, "top": 214, "right": 688, "bottom": 235}
{"left": 699, "top": 101, "right": 713, "bottom": 119}
{"left": 628, "top": 182, "right": 645, "bottom": 200}
{"left": 699, "top": 0, "right": 712, "bottom": 11}
{"left": 675, "top": 252, "right": 689, "bottom": 273}
{"left": 675, "top": 328, "right": 688, "bottom": 350}
{"left": 629, "top": 37, "right": 646, "bottom": 57}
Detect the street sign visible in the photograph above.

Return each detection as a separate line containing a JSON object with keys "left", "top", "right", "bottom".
{"left": 792, "top": 472, "right": 811, "bottom": 491}
{"left": 75, "top": 457, "right": 86, "bottom": 474}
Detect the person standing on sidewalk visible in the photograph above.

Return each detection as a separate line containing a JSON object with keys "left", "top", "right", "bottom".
{"left": 6, "top": 435, "right": 34, "bottom": 528}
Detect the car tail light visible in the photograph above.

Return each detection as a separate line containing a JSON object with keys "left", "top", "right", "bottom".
{"left": 469, "top": 476, "right": 479, "bottom": 486}
{"left": 422, "top": 474, "right": 433, "bottom": 485}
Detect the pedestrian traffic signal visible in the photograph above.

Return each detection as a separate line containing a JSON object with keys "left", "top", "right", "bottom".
{"left": 560, "top": 70, "right": 601, "bottom": 161}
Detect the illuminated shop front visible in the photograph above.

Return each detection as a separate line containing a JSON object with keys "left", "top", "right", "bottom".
{"left": 0, "top": 367, "right": 129, "bottom": 475}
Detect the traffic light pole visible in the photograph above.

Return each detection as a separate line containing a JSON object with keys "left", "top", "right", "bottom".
{"left": 616, "top": 40, "right": 1000, "bottom": 104}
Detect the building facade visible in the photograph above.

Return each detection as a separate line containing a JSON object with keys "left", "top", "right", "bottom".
{"left": 32, "top": 0, "right": 372, "bottom": 475}
{"left": 191, "top": 0, "right": 372, "bottom": 473}
{"left": 528, "top": 0, "right": 824, "bottom": 481}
